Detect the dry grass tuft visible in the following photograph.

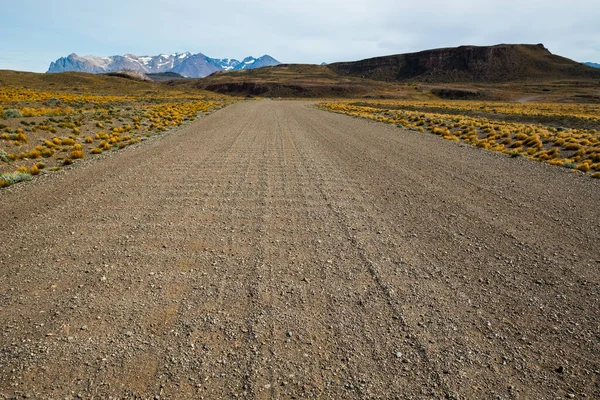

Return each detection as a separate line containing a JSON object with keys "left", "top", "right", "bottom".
{"left": 70, "top": 150, "right": 84, "bottom": 159}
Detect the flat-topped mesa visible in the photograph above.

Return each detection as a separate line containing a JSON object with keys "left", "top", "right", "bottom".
{"left": 329, "top": 44, "right": 600, "bottom": 83}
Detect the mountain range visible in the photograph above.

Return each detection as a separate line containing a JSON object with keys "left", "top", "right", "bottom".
{"left": 584, "top": 62, "right": 600, "bottom": 68}
{"left": 47, "top": 52, "right": 280, "bottom": 78}
{"left": 180, "top": 44, "right": 600, "bottom": 99}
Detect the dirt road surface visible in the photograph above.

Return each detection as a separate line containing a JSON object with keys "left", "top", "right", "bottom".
{"left": 1, "top": 100, "right": 598, "bottom": 399}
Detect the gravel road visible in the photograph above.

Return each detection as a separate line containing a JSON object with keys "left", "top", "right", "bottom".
{"left": 1, "top": 100, "right": 598, "bottom": 399}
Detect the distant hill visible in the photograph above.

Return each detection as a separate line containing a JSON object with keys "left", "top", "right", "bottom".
{"left": 106, "top": 70, "right": 153, "bottom": 82}
{"left": 328, "top": 44, "right": 600, "bottom": 83}
{"left": 0, "top": 69, "right": 219, "bottom": 98}
{"left": 584, "top": 62, "right": 600, "bottom": 69}
{"left": 146, "top": 72, "right": 186, "bottom": 82}
{"left": 47, "top": 52, "right": 281, "bottom": 78}
{"left": 165, "top": 63, "right": 400, "bottom": 98}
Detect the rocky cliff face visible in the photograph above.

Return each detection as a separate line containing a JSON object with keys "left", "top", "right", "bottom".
{"left": 329, "top": 44, "right": 600, "bottom": 83}
{"left": 48, "top": 54, "right": 109, "bottom": 74}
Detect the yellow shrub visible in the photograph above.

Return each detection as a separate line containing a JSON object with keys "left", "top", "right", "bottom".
{"left": 514, "top": 133, "right": 528, "bottom": 140}
{"left": 41, "top": 148, "right": 54, "bottom": 158}
{"left": 564, "top": 143, "right": 581, "bottom": 151}
{"left": 70, "top": 150, "right": 84, "bottom": 159}
{"left": 577, "top": 162, "right": 591, "bottom": 173}
{"left": 510, "top": 141, "right": 523, "bottom": 148}
{"left": 28, "top": 149, "right": 41, "bottom": 159}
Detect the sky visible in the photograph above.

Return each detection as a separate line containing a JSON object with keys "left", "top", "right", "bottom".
{"left": 1, "top": 0, "right": 598, "bottom": 72}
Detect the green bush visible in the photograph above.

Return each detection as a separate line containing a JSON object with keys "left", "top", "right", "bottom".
{"left": 0, "top": 171, "right": 32, "bottom": 187}
{"left": 3, "top": 109, "right": 23, "bottom": 119}
{"left": 45, "top": 98, "right": 62, "bottom": 107}
{"left": 509, "top": 150, "right": 523, "bottom": 158}
{"left": 0, "top": 149, "right": 11, "bottom": 163}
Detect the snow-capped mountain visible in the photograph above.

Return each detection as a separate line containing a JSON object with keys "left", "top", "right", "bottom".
{"left": 47, "top": 52, "right": 281, "bottom": 78}
{"left": 237, "top": 55, "right": 280, "bottom": 70}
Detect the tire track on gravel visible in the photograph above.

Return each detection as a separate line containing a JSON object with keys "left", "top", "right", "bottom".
{"left": 287, "top": 108, "right": 449, "bottom": 398}
{"left": 1, "top": 100, "right": 598, "bottom": 399}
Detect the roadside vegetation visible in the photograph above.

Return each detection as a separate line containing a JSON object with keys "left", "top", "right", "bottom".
{"left": 0, "top": 86, "right": 231, "bottom": 188}
{"left": 318, "top": 100, "right": 600, "bottom": 178}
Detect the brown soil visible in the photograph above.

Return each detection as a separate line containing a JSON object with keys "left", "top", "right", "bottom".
{"left": 0, "top": 100, "right": 598, "bottom": 399}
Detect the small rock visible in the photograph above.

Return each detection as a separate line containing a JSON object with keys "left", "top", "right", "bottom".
{"left": 395, "top": 352, "right": 402, "bottom": 358}
{"left": 125, "top": 331, "right": 134, "bottom": 337}
{"left": 81, "top": 325, "right": 88, "bottom": 331}
{"left": 287, "top": 331, "right": 293, "bottom": 337}
{"left": 100, "top": 276, "right": 107, "bottom": 282}
{"left": 555, "top": 365, "right": 565, "bottom": 374}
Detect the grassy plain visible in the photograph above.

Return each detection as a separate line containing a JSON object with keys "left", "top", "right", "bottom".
{"left": 2, "top": 68, "right": 600, "bottom": 188}
{"left": 0, "top": 71, "right": 231, "bottom": 187}
{"left": 318, "top": 100, "right": 600, "bottom": 178}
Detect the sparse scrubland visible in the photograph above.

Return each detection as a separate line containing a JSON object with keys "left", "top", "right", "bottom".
{"left": 318, "top": 100, "right": 600, "bottom": 178}
{"left": 0, "top": 84, "right": 231, "bottom": 188}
